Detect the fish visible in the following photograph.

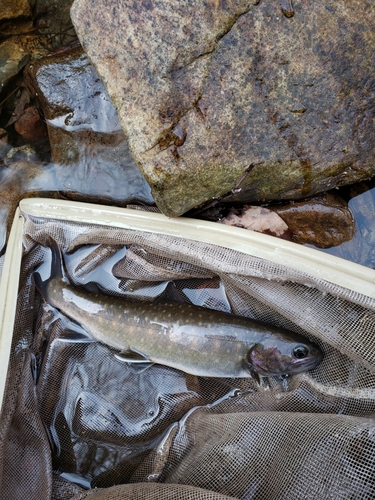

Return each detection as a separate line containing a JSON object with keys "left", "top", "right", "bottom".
{"left": 34, "top": 243, "right": 323, "bottom": 379}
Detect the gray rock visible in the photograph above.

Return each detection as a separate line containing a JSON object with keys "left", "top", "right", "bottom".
{"left": 71, "top": 0, "right": 375, "bottom": 217}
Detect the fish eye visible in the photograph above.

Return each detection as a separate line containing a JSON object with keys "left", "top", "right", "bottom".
{"left": 293, "top": 345, "right": 309, "bottom": 359}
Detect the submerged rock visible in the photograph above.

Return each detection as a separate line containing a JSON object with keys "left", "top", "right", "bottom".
{"left": 71, "top": 0, "right": 375, "bottom": 217}
{"left": 24, "top": 46, "right": 153, "bottom": 206}
{"left": 270, "top": 193, "right": 355, "bottom": 248}
{"left": 5, "top": 144, "right": 38, "bottom": 162}
{"left": 14, "top": 105, "right": 47, "bottom": 142}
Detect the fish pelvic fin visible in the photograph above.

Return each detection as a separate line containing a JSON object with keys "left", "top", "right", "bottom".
{"left": 115, "top": 347, "right": 151, "bottom": 363}
{"left": 115, "top": 347, "right": 154, "bottom": 372}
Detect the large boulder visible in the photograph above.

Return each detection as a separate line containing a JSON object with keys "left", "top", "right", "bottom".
{"left": 71, "top": 0, "right": 375, "bottom": 217}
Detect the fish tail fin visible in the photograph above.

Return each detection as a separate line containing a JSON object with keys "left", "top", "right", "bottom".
{"left": 34, "top": 238, "right": 66, "bottom": 299}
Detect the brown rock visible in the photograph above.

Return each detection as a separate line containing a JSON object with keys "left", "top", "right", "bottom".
{"left": 14, "top": 105, "right": 47, "bottom": 142}
{"left": 270, "top": 193, "right": 355, "bottom": 248}
{"left": 0, "top": 0, "right": 31, "bottom": 22}
{"left": 71, "top": 0, "right": 375, "bottom": 217}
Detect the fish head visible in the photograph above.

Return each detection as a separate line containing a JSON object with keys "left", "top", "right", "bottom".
{"left": 245, "top": 333, "right": 323, "bottom": 376}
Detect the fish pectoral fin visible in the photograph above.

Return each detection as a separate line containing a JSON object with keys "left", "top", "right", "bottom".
{"left": 115, "top": 347, "right": 152, "bottom": 363}
{"left": 242, "top": 357, "right": 261, "bottom": 385}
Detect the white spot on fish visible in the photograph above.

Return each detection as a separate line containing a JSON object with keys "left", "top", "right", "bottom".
{"left": 62, "top": 289, "right": 105, "bottom": 314}
{"left": 150, "top": 320, "right": 169, "bottom": 335}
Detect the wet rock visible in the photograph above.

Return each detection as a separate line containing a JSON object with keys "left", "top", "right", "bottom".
{"left": 14, "top": 105, "right": 47, "bottom": 142}
{"left": 24, "top": 46, "right": 153, "bottom": 206}
{"left": 0, "top": 36, "right": 50, "bottom": 87}
{"left": 71, "top": 0, "right": 375, "bottom": 217}
{"left": 269, "top": 193, "right": 355, "bottom": 248}
{"left": 0, "top": 0, "right": 32, "bottom": 22}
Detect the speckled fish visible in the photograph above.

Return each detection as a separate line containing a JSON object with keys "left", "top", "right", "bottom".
{"left": 34, "top": 243, "right": 323, "bottom": 379}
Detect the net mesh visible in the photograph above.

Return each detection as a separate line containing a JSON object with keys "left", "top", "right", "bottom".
{"left": 1, "top": 212, "right": 375, "bottom": 499}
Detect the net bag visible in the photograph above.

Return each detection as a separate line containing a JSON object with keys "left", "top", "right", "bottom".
{"left": 1, "top": 210, "right": 375, "bottom": 499}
